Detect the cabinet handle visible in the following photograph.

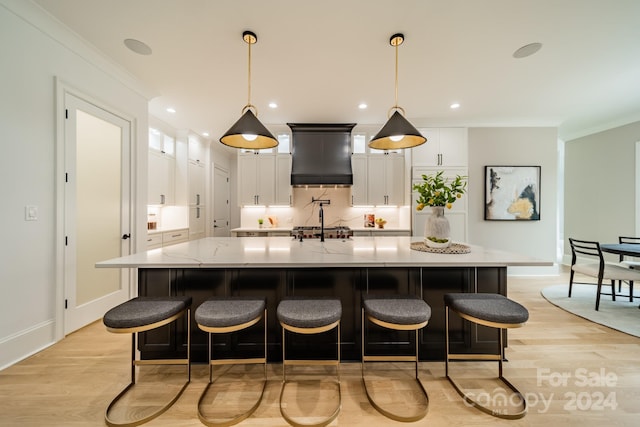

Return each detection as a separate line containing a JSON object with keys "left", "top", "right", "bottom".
{"left": 196, "top": 207, "right": 200, "bottom": 219}
{"left": 196, "top": 194, "right": 200, "bottom": 205}
{"left": 160, "top": 194, "right": 165, "bottom": 204}
{"left": 122, "top": 234, "right": 131, "bottom": 240}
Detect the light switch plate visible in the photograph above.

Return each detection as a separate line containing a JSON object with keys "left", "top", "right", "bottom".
{"left": 25, "top": 205, "right": 38, "bottom": 221}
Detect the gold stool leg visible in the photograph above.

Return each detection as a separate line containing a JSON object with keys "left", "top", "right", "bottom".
{"left": 279, "top": 322, "right": 341, "bottom": 427}
{"left": 105, "top": 308, "right": 191, "bottom": 427}
{"left": 197, "top": 309, "right": 268, "bottom": 427}
{"left": 361, "top": 308, "right": 428, "bottom": 422}
{"left": 445, "top": 306, "right": 527, "bottom": 419}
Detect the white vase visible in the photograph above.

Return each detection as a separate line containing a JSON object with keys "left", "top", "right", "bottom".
{"left": 424, "top": 206, "right": 451, "bottom": 247}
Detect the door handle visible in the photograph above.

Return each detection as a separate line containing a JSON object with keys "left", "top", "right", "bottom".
{"left": 122, "top": 234, "right": 131, "bottom": 240}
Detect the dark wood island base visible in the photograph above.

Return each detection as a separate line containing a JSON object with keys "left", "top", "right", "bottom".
{"left": 138, "top": 266, "right": 507, "bottom": 363}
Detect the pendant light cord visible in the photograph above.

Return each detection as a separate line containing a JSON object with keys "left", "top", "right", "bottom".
{"left": 394, "top": 38, "right": 399, "bottom": 110}
{"left": 247, "top": 35, "right": 252, "bottom": 109}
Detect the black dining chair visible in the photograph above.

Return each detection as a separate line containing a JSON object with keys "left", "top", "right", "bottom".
{"left": 569, "top": 238, "right": 640, "bottom": 310}
{"left": 617, "top": 236, "right": 640, "bottom": 299}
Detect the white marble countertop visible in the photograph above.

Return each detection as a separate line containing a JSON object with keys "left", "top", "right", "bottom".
{"left": 96, "top": 236, "right": 552, "bottom": 269}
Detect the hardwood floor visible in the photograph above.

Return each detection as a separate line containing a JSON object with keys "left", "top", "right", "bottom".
{"left": 1, "top": 271, "right": 639, "bottom": 426}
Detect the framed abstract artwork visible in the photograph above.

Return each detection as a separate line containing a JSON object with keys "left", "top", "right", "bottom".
{"left": 485, "top": 166, "right": 541, "bottom": 221}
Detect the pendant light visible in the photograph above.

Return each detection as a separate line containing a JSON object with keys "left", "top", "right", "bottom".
{"left": 369, "top": 33, "right": 426, "bottom": 150}
{"left": 220, "top": 31, "right": 278, "bottom": 149}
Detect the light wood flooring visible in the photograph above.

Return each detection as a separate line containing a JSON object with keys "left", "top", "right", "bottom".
{"left": 1, "top": 271, "right": 639, "bottom": 426}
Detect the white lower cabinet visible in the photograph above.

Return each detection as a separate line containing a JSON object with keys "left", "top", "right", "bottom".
{"left": 147, "top": 228, "right": 189, "bottom": 249}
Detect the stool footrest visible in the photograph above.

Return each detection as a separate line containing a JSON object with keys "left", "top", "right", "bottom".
{"left": 362, "top": 355, "right": 417, "bottom": 362}
{"left": 105, "top": 380, "right": 190, "bottom": 427}
{"left": 447, "top": 353, "right": 501, "bottom": 361}
{"left": 134, "top": 358, "right": 189, "bottom": 366}
{"left": 446, "top": 374, "right": 527, "bottom": 420}
{"left": 210, "top": 357, "right": 266, "bottom": 366}
{"left": 284, "top": 360, "right": 339, "bottom": 367}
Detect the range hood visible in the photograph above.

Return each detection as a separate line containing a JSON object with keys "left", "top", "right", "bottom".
{"left": 288, "top": 123, "right": 356, "bottom": 186}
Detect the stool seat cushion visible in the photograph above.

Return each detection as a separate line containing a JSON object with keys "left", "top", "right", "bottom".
{"left": 195, "top": 297, "right": 266, "bottom": 328}
{"left": 444, "top": 293, "right": 528, "bottom": 325}
{"left": 103, "top": 296, "right": 192, "bottom": 329}
{"left": 363, "top": 295, "right": 431, "bottom": 325}
{"left": 277, "top": 297, "right": 342, "bottom": 329}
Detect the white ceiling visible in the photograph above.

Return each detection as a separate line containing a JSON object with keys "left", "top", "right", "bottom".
{"left": 33, "top": 0, "right": 640, "bottom": 141}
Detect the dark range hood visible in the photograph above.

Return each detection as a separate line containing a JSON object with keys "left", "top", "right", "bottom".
{"left": 288, "top": 123, "right": 356, "bottom": 186}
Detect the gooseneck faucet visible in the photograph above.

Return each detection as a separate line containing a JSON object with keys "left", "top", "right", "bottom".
{"left": 312, "top": 197, "right": 331, "bottom": 242}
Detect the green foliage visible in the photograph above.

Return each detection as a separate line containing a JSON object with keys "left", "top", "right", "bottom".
{"left": 413, "top": 171, "right": 467, "bottom": 209}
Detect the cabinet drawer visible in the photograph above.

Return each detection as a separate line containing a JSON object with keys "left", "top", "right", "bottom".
{"left": 162, "top": 229, "right": 189, "bottom": 245}
{"left": 146, "top": 233, "right": 162, "bottom": 249}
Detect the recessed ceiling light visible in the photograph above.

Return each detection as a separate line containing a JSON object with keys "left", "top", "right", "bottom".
{"left": 268, "top": 102, "right": 278, "bottom": 109}
{"left": 450, "top": 103, "right": 460, "bottom": 109}
{"left": 166, "top": 107, "right": 176, "bottom": 114}
{"left": 202, "top": 132, "right": 210, "bottom": 137}
{"left": 358, "top": 103, "right": 368, "bottom": 109}
{"left": 513, "top": 42, "right": 542, "bottom": 59}
{"left": 123, "top": 38, "right": 152, "bottom": 55}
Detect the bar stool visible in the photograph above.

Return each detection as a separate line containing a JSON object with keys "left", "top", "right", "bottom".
{"left": 194, "top": 297, "right": 267, "bottom": 427}
{"left": 102, "top": 296, "right": 192, "bottom": 427}
{"left": 277, "top": 297, "right": 342, "bottom": 427}
{"left": 361, "top": 294, "right": 431, "bottom": 422}
{"left": 444, "top": 293, "right": 528, "bottom": 419}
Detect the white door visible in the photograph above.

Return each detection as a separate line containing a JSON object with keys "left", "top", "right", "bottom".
{"left": 64, "top": 93, "right": 131, "bottom": 334}
{"left": 213, "top": 164, "right": 230, "bottom": 236}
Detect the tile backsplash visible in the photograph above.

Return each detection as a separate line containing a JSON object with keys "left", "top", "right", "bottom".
{"left": 240, "top": 188, "right": 410, "bottom": 229}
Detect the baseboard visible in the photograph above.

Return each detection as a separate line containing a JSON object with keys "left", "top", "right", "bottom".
{"left": 0, "top": 320, "right": 57, "bottom": 371}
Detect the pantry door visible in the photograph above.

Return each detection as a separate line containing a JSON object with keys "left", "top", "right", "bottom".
{"left": 63, "top": 92, "right": 131, "bottom": 334}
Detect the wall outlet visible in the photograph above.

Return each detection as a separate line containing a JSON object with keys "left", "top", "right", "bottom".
{"left": 25, "top": 205, "right": 38, "bottom": 221}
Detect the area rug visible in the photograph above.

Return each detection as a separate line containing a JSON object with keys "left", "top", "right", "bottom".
{"left": 541, "top": 283, "right": 640, "bottom": 338}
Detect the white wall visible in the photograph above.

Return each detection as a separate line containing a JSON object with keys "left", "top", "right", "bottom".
{"left": 468, "top": 128, "right": 559, "bottom": 275}
{"left": 0, "top": 0, "right": 150, "bottom": 369}
{"left": 564, "top": 120, "right": 640, "bottom": 261}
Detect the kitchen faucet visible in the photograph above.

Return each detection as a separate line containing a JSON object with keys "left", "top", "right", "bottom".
{"left": 312, "top": 197, "right": 331, "bottom": 242}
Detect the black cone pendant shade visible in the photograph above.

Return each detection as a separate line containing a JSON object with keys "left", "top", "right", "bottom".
{"left": 369, "top": 33, "right": 426, "bottom": 150}
{"left": 219, "top": 30, "right": 278, "bottom": 150}
{"left": 220, "top": 108, "right": 277, "bottom": 149}
{"left": 369, "top": 110, "right": 425, "bottom": 150}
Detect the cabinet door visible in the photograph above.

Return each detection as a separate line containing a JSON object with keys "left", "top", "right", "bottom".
{"left": 412, "top": 128, "right": 441, "bottom": 166}
{"left": 367, "top": 155, "right": 387, "bottom": 205}
{"left": 386, "top": 154, "right": 405, "bottom": 205}
{"left": 148, "top": 150, "right": 175, "bottom": 205}
{"left": 367, "top": 155, "right": 405, "bottom": 206}
{"left": 439, "top": 128, "right": 468, "bottom": 167}
{"left": 238, "top": 155, "right": 259, "bottom": 206}
{"left": 256, "top": 155, "right": 275, "bottom": 205}
{"left": 351, "top": 154, "right": 367, "bottom": 205}
{"left": 412, "top": 210, "right": 467, "bottom": 243}
{"left": 189, "top": 207, "right": 206, "bottom": 240}
{"left": 275, "top": 154, "right": 292, "bottom": 206}
{"left": 188, "top": 161, "right": 206, "bottom": 206}
{"left": 238, "top": 154, "right": 275, "bottom": 206}
{"left": 188, "top": 136, "right": 204, "bottom": 163}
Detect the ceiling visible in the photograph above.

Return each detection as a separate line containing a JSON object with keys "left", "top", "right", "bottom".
{"left": 33, "top": 0, "right": 640, "bottom": 142}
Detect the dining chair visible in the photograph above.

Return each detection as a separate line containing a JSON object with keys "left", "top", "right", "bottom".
{"left": 617, "top": 236, "right": 640, "bottom": 298}
{"left": 568, "top": 238, "right": 640, "bottom": 310}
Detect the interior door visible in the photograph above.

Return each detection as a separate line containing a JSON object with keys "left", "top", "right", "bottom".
{"left": 213, "top": 164, "right": 230, "bottom": 236}
{"left": 64, "top": 93, "right": 131, "bottom": 334}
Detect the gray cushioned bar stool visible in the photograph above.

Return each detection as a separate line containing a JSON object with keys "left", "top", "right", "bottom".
{"left": 444, "top": 293, "right": 528, "bottom": 419}
{"left": 361, "top": 294, "right": 431, "bottom": 422}
{"left": 277, "top": 297, "right": 342, "bottom": 427}
{"left": 194, "top": 297, "right": 267, "bottom": 427}
{"left": 102, "top": 296, "right": 192, "bottom": 427}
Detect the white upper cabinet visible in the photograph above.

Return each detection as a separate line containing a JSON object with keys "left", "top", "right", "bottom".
{"left": 188, "top": 135, "right": 204, "bottom": 164}
{"left": 367, "top": 153, "right": 405, "bottom": 206}
{"left": 148, "top": 129, "right": 176, "bottom": 205}
{"left": 413, "top": 128, "right": 468, "bottom": 167}
{"left": 275, "top": 154, "right": 292, "bottom": 206}
{"left": 238, "top": 153, "right": 276, "bottom": 206}
{"left": 350, "top": 154, "right": 368, "bottom": 205}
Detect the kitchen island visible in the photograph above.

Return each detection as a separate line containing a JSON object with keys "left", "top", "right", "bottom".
{"left": 97, "top": 236, "right": 550, "bottom": 362}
